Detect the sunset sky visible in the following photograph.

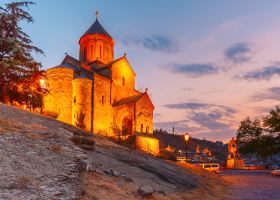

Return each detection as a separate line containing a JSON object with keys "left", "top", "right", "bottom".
{"left": 3, "top": 0, "right": 280, "bottom": 142}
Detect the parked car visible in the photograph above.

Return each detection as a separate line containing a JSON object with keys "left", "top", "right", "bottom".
{"left": 199, "top": 163, "right": 221, "bottom": 173}
{"left": 271, "top": 166, "right": 280, "bottom": 176}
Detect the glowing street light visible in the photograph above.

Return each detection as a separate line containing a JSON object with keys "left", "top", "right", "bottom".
{"left": 184, "top": 132, "right": 190, "bottom": 163}
{"left": 184, "top": 134, "right": 190, "bottom": 142}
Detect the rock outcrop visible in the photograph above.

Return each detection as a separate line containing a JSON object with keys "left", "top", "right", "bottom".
{"left": 0, "top": 104, "right": 87, "bottom": 199}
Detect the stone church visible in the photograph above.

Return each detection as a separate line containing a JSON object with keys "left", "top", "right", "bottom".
{"left": 43, "top": 15, "right": 155, "bottom": 138}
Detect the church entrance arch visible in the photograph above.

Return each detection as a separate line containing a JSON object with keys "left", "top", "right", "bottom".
{"left": 122, "top": 115, "right": 133, "bottom": 136}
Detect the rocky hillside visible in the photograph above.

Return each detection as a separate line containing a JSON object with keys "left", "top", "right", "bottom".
{"left": 0, "top": 103, "right": 230, "bottom": 200}
{"left": 0, "top": 103, "right": 88, "bottom": 199}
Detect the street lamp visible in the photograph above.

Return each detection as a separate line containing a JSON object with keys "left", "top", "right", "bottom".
{"left": 184, "top": 133, "right": 190, "bottom": 162}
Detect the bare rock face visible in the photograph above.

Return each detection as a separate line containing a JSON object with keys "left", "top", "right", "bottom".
{"left": 0, "top": 104, "right": 87, "bottom": 200}
{"left": 138, "top": 185, "right": 154, "bottom": 197}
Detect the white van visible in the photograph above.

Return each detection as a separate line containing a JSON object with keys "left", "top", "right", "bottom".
{"left": 199, "top": 163, "right": 221, "bottom": 173}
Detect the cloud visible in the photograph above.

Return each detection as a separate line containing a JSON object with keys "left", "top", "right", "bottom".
{"left": 169, "top": 63, "right": 219, "bottom": 77}
{"left": 225, "top": 42, "right": 251, "bottom": 64}
{"left": 188, "top": 111, "right": 231, "bottom": 131}
{"left": 122, "top": 35, "right": 179, "bottom": 53}
{"left": 164, "top": 102, "right": 236, "bottom": 113}
{"left": 251, "top": 87, "right": 280, "bottom": 101}
{"left": 157, "top": 102, "right": 237, "bottom": 141}
{"left": 236, "top": 66, "right": 280, "bottom": 80}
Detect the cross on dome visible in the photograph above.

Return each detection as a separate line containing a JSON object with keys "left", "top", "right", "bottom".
{"left": 95, "top": 10, "right": 99, "bottom": 20}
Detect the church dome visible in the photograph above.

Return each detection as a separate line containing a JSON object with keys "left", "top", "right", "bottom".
{"left": 82, "top": 18, "right": 112, "bottom": 39}
{"left": 79, "top": 12, "right": 114, "bottom": 65}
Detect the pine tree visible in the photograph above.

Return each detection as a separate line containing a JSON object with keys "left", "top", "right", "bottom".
{"left": 0, "top": 1, "right": 44, "bottom": 104}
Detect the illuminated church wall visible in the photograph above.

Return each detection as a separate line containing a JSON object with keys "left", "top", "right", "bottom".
{"left": 135, "top": 95, "right": 154, "bottom": 134}
{"left": 113, "top": 104, "right": 135, "bottom": 135}
{"left": 44, "top": 68, "right": 73, "bottom": 124}
{"left": 72, "top": 78, "right": 93, "bottom": 132}
{"left": 92, "top": 73, "right": 113, "bottom": 135}
{"left": 111, "top": 59, "right": 139, "bottom": 104}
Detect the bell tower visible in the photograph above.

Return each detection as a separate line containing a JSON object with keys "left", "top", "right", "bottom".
{"left": 79, "top": 11, "right": 114, "bottom": 64}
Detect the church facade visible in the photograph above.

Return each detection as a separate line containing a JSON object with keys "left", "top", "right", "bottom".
{"left": 43, "top": 16, "right": 155, "bottom": 137}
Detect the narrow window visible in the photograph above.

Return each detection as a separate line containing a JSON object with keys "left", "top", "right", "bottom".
{"left": 100, "top": 45, "right": 102, "bottom": 58}
{"left": 73, "top": 96, "right": 76, "bottom": 104}
{"left": 141, "top": 124, "right": 143, "bottom": 132}
{"left": 146, "top": 126, "right": 149, "bottom": 133}
{"left": 91, "top": 45, "right": 93, "bottom": 59}
{"left": 84, "top": 47, "right": 87, "bottom": 61}
{"left": 102, "top": 95, "right": 105, "bottom": 106}
{"left": 122, "top": 76, "right": 125, "bottom": 86}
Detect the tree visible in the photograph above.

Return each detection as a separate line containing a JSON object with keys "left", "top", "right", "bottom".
{"left": 236, "top": 115, "right": 279, "bottom": 159}
{"left": 263, "top": 106, "right": 280, "bottom": 153}
{"left": 263, "top": 106, "right": 280, "bottom": 137}
{"left": 236, "top": 117, "right": 264, "bottom": 158}
{"left": 0, "top": 1, "right": 44, "bottom": 103}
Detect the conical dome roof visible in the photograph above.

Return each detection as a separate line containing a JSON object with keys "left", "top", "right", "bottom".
{"left": 82, "top": 18, "right": 112, "bottom": 38}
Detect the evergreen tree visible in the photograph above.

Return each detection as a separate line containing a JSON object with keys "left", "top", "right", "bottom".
{"left": 0, "top": 1, "right": 43, "bottom": 104}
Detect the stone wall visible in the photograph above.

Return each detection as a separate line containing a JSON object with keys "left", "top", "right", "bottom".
{"left": 43, "top": 68, "right": 73, "bottom": 124}
{"left": 93, "top": 74, "right": 113, "bottom": 136}
{"left": 135, "top": 135, "right": 159, "bottom": 155}
{"left": 135, "top": 95, "right": 154, "bottom": 134}
{"left": 72, "top": 78, "right": 93, "bottom": 132}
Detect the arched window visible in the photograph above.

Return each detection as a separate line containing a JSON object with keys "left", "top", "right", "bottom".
{"left": 141, "top": 124, "right": 143, "bottom": 132}
{"left": 146, "top": 126, "right": 149, "bottom": 133}
{"left": 102, "top": 95, "right": 105, "bottom": 106}
{"left": 73, "top": 96, "right": 76, "bottom": 104}
{"left": 122, "top": 76, "right": 125, "bottom": 86}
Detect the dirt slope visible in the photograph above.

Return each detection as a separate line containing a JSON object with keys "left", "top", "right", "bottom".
{"left": 0, "top": 103, "right": 230, "bottom": 200}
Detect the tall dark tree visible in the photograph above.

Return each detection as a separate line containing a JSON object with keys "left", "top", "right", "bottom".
{"left": 263, "top": 106, "right": 280, "bottom": 137}
{"left": 263, "top": 106, "right": 280, "bottom": 153}
{"left": 0, "top": 1, "right": 43, "bottom": 104}
{"left": 236, "top": 117, "right": 263, "bottom": 157}
{"left": 237, "top": 113, "right": 280, "bottom": 159}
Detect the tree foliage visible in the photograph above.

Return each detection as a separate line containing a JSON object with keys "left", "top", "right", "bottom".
{"left": 237, "top": 106, "right": 280, "bottom": 159}
{"left": 0, "top": 1, "right": 44, "bottom": 105}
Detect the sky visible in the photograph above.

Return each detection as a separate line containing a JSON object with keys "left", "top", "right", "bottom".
{"left": 2, "top": 0, "right": 280, "bottom": 142}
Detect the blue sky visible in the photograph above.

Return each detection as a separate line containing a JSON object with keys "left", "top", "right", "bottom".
{"left": 3, "top": 0, "right": 280, "bottom": 141}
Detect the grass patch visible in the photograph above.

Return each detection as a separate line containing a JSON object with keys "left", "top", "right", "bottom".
{"left": 50, "top": 144, "right": 64, "bottom": 154}
{"left": 16, "top": 176, "right": 33, "bottom": 189}
{"left": 25, "top": 132, "right": 49, "bottom": 139}
{"left": 0, "top": 118, "right": 19, "bottom": 133}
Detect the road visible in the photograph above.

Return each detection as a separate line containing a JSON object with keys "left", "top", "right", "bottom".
{"left": 221, "top": 170, "right": 280, "bottom": 200}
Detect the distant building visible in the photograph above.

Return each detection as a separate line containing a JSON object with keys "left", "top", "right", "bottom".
{"left": 43, "top": 15, "right": 155, "bottom": 141}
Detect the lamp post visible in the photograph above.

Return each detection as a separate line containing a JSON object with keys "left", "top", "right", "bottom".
{"left": 184, "top": 133, "right": 190, "bottom": 163}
